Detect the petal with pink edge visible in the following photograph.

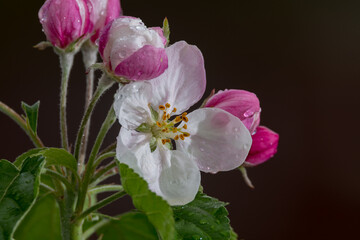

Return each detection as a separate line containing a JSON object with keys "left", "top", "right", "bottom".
{"left": 245, "top": 126, "right": 279, "bottom": 166}
{"left": 114, "top": 45, "right": 168, "bottom": 81}
{"left": 177, "top": 108, "right": 252, "bottom": 173}
{"left": 149, "top": 41, "right": 206, "bottom": 113}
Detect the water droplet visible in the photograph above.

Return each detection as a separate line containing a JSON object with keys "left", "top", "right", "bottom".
{"left": 243, "top": 109, "right": 254, "bottom": 118}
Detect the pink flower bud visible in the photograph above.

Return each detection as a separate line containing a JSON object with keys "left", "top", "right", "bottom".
{"left": 98, "top": 17, "right": 168, "bottom": 81}
{"left": 88, "top": 0, "right": 122, "bottom": 43}
{"left": 204, "top": 89, "right": 261, "bottom": 134}
{"left": 245, "top": 126, "right": 279, "bottom": 166}
{"left": 39, "top": 0, "right": 92, "bottom": 49}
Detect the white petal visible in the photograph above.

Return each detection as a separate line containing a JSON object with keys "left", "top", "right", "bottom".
{"left": 149, "top": 41, "right": 206, "bottom": 113}
{"left": 117, "top": 128, "right": 161, "bottom": 184}
{"left": 178, "top": 108, "right": 252, "bottom": 173}
{"left": 158, "top": 150, "right": 200, "bottom": 206}
{"left": 114, "top": 81, "right": 153, "bottom": 130}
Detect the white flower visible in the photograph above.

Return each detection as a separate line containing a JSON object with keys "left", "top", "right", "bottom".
{"left": 114, "top": 41, "right": 252, "bottom": 205}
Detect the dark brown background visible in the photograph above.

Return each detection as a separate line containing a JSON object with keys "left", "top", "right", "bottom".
{"left": 1, "top": 0, "right": 360, "bottom": 239}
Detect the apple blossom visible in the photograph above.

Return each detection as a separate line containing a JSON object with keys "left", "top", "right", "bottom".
{"left": 88, "top": 0, "right": 122, "bottom": 43}
{"left": 114, "top": 41, "right": 252, "bottom": 205}
{"left": 39, "top": 0, "right": 92, "bottom": 49}
{"left": 98, "top": 17, "right": 168, "bottom": 81}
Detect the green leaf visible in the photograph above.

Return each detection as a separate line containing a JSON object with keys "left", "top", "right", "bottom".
{"left": 13, "top": 148, "right": 77, "bottom": 174}
{"left": 21, "top": 101, "right": 40, "bottom": 135}
{"left": 173, "top": 192, "right": 231, "bottom": 240}
{"left": 119, "top": 163, "right": 176, "bottom": 240}
{"left": 97, "top": 212, "right": 158, "bottom": 240}
{"left": 14, "top": 194, "right": 62, "bottom": 240}
{"left": 163, "top": 17, "right": 170, "bottom": 46}
{"left": 14, "top": 148, "right": 45, "bottom": 168}
{"left": 0, "top": 156, "right": 45, "bottom": 240}
{"left": 0, "top": 160, "right": 19, "bottom": 199}
{"left": 229, "top": 227, "right": 238, "bottom": 240}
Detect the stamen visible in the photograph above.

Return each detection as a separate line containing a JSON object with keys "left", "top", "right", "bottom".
{"left": 161, "top": 139, "right": 167, "bottom": 145}
{"left": 183, "top": 116, "right": 189, "bottom": 122}
{"left": 166, "top": 114, "right": 170, "bottom": 119}
{"left": 159, "top": 105, "right": 165, "bottom": 110}
{"left": 172, "top": 108, "right": 177, "bottom": 112}
{"left": 162, "top": 114, "right": 167, "bottom": 121}
{"left": 182, "top": 112, "right": 188, "bottom": 117}
{"left": 165, "top": 103, "right": 171, "bottom": 108}
{"left": 183, "top": 124, "right": 187, "bottom": 129}
{"left": 174, "top": 135, "right": 179, "bottom": 140}
{"left": 183, "top": 132, "right": 190, "bottom": 137}
{"left": 180, "top": 134, "right": 185, "bottom": 140}
{"left": 175, "top": 116, "right": 182, "bottom": 123}
{"left": 156, "top": 121, "right": 162, "bottom": 127}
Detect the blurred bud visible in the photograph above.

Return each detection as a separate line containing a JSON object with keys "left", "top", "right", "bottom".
{"left": 38, "top": 0, "right": 92, "bottom": 49}
{"left": 89, "top": 0, "right": 122, "bottom": 44}
{"left": 204, "top": 89, "right": 261, "bottom": 134}
{"left": 98, "top": 17, "right": 168, "bottom": 81}
{"left": 244, "top": 126, "right": 279, "bottom": 167}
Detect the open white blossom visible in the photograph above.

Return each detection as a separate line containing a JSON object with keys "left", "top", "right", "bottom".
{"left": 114, "top": 41, "right": 252, "bottom": 205}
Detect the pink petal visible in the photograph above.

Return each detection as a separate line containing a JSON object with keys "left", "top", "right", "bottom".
{"left": 150, "top": 27, "right": 167, "bottom": 46}
{"left": 114, "top": 45, "right": 168, "bottom": 81}
{"left": 245, "top": 126, "right": 279, "bottom": 166}
{"left": 205, "top": 89, "right": 261, "bottom": 134}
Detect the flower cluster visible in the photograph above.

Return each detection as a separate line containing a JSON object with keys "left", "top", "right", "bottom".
{"left": 38, "top": 0, "right": 278, "bottom": 206}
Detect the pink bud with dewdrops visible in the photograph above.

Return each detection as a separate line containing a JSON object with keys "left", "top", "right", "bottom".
{"left": 38, "top": 0, "right": 92, "bottom": 49}
{"left": 98, "top": 16, "right": 168, "bottom": 81}
{"left": 244, "top": 126, "right": 279, "bottom": 166}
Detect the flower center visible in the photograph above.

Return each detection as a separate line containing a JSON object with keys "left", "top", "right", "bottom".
{"left": 152, "top": 103, "right": 190, "bottom": 145}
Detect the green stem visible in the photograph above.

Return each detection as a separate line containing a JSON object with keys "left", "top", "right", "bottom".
{"left": 93, "top": 152, "right": 116, "bottom": 169}
{"left": 82, "top": 218, "right": 109, "bottom": 240}
{"left": 92, "top": 161, "right": 117, "bottom": 182}
{"left": 88, "top": 184, "right": 123, "bottom": 195}
{"left": 57, "top": 190, "right": 76, "bottom": 240}
{"left": 76, "top": 190, "right": 126, "bottom": 222}
{"left": 79, "top": 43, "right": 98, "bottom": 174}
{"left": 0, "top": 101, "right": 44, "bottom": 148}
{"left": 98, "top": 141, "right": 117, "bottom": 156}
{"left": 239, "top": 166, "right": 255, "bottom": 189}
{"left": 74, "top": 74, "right": 114, "bottom": 161}
{"left": 59, "top": 52, "right": 74, "bottom": 151}
{"left": 90, "top": 168, "right": 118, "bottom": 187}
{"left": 76, "top": 107, "right": 116, "bottom": 215}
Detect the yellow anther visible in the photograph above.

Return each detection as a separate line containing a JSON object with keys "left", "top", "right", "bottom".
{"left": 161, "top": 129, "right": 166, "bottom": 132}
{"left": 174, "top": 135, "right": 179, "bottom": 140}
{"left": 165, "top": 103, "right": 171, "bottom": 108}
{"left": 161, "top": 139, "right": 167, "bottom": 145}
{"left": 183, "top": 132, "right": 190, "bottom": 137}
{"left": 183, "top": 124, "right": 187, "bottom": 129}
{"left": 166, "top": 139, "right": 171, "bottom": 143}
{"left": 175, "top": 116, "right": 182, "bottom": 123}
{"left": 182, "top": 112, "right": 188, "bottom": 117}
{"left": 183, "top": 116, "right": 189, "bottom": 122}
{"left": 162, "top": 114, "right": 167, "bottom": 121}
{"left": 159, "top": 105, "right": 165, "bottom": 110}
{"left": 172, "top": 108, "right": 177, "bottom": 112}
{"left": 180, "top": 134, "right": 185, "bottom": 140}
{"left": 172, "top": 128, "right": 178, "bottom": 133}
{"left": 167, "top": 114, "right": 170, "bottom": 119}
{"left": 156, "top": 121, "right": 162, "bottom": 127}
